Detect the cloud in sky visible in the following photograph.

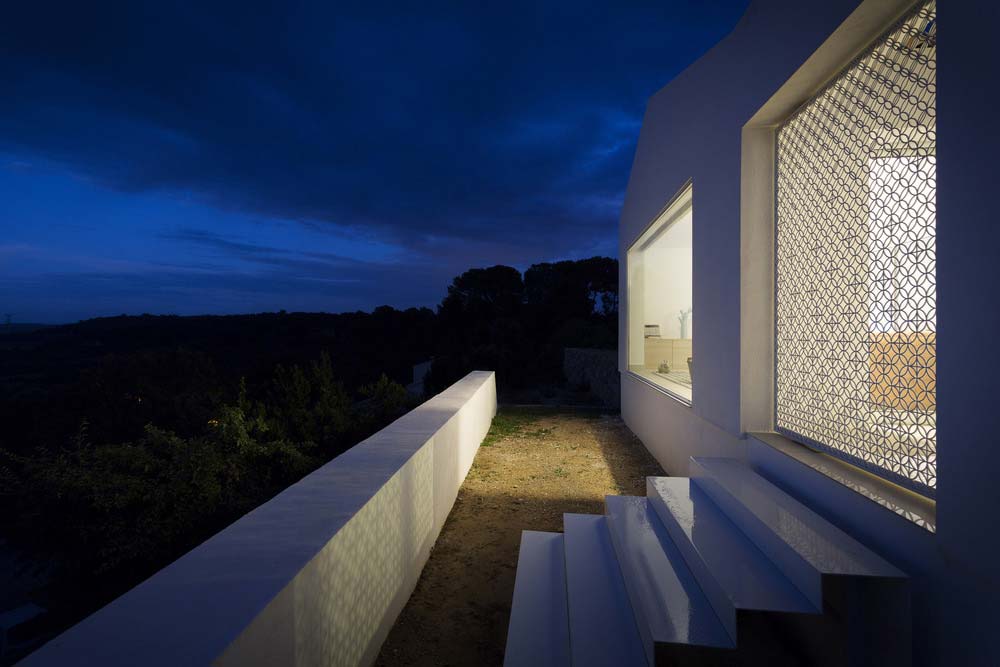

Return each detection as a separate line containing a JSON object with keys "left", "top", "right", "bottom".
{"left": 0, "top": 0, "right": 748, "bottom": 322}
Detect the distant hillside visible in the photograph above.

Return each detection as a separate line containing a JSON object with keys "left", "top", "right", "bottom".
{"left": 1, "top": 309, "right": 434, "bottom": 385}
{"left": 0, "top": 322, "right": 55, "bottom": 335}
{"left": 0, "top": 308, "right": 437, "bottom": 456}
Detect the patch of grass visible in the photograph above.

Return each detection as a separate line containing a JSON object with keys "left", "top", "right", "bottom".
{"left": 481, "top": 409, "right": 555, "bottom": 447}
{"left": 482, "top": 412, "right": 532, "bottom": 446}
{"left": 552, "top": 466, "right": 569, "bottom": 478}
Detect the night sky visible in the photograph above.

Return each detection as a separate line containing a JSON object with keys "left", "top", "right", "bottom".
{"left": 1, "top": 1, "right": 748, "bottom": 324}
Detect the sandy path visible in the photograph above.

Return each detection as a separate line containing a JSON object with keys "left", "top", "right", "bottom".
{"left": 376, "top": 408, "right": 664, "bottom": 667}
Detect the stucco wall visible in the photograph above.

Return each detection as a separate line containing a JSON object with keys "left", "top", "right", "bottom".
{"left": 618, "top": 0, "right": 1000, "bottom": 665}
{"left": 619, "top": 0, "right": 878, "bottom": 436}
{"left": 641, "top": 245, "right": 692, "bottom": 341}
{"left": 621, "top": 373, "right": 745, "bottom": 475}
{"left": 563, "top": 347, "right": 619, "bottom": 409}
{"left": 633, "top": 207, "right": 693, "bottom": 342}
{"left": 20, "top": 371, "right": 497, "bottom": 667}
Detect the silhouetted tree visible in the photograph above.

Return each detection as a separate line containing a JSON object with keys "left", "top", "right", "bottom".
{"left": 439, "top": 265, "right": 524, "bottom": 320}
{"left": 427, "top": 258, "right": 617, "bottom": 394}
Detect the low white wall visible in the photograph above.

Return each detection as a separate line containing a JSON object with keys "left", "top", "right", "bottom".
{"left": 20, "top": 371, "right": 497, "bottom": 667}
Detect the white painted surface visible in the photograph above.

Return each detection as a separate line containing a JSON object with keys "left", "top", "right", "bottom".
{"left": 619, "top": 0, "right": 1000, "bottom": 664}
{"left": 646, "top": 476, "right": 816, "bottom": 641}
{"left": 562, "top": 514, "right": 646, "bottom": 667}
{"left": 628, "top": 196, "right": 693, "bottom": 346}
{"left": 641, "top": 244, "right": 692, "bottom": 342}
{"left": 621, "top": 372, "right": 745, "bottom": 477}
{"left": 689, "top": 456, "right": 904, "bottom": 611}
{"left": 603, "top": 494, "right": 732, "bottom": 663}
{"left": 19, "top": 371, "right": 497, "bottom": 667}
{"left": 503, "top": 532, "right": 571, "bottom": 667}
{"left": 738, "top": 125, "right": 775, "bottom": 433}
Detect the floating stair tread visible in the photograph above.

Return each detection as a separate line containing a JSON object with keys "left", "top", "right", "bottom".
{"left": 647, "top": 476, "right": 816, "bottom": 615}
{"left": 604, "top": 494, "right": 734, "bottom": 656}
{"left": 690, "top": 457, "right": 903, "bottom": 578}
{"left": 563, "top": 514, "right": 647, "bottom": 667}
{"left": 504, "top": 531, "right": 571, "bottom": 667}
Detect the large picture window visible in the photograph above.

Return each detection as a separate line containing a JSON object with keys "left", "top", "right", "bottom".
{"left": 775, "top": 2, "right": 936, "bottom": 495}
{"left": 627, "top": 185, "right": 693, "bottom": 402}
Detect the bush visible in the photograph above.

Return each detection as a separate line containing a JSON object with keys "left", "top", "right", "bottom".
{"left": 0, "top": 351, "right": 412, "bottom": 607}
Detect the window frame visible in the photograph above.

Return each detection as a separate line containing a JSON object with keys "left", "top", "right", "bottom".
{"left": 625, "top": 181, "right": 695, "bottom": 407}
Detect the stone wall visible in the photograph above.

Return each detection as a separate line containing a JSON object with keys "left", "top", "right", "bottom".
{"left": 563, "top": 347, "right": 620, "bottom": 409}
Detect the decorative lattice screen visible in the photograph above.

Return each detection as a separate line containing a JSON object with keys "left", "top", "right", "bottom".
{"left": 775, "top": 1, "right": 937, "bottom": 495}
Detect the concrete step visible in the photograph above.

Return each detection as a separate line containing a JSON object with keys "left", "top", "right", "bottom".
{"left": 562, "top": 513, "right": 647, "bottom": 667}
{"left": 689, "top": 457, "right": 905, "bottom": 610}
{"left": 646, "top": 476, "right": 817, "bottom": 642}
{"left": 503, "top": 531, "right": 571, "bottom": 667}
{"left": 604, "top": 494, "right": 735, "bottom": 665}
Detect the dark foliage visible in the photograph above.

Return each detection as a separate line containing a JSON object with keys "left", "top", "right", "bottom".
{"left": 0, "top": 351, "right": 417, "bottom": 624}
{"left": 0, "top": 256, "right": 616, "bottom": 645}
{"left": 427, "top": 256, "right": 617, "bottom": 394}
{"left": 0, "top": 308, "right": 436, "bottom": 456}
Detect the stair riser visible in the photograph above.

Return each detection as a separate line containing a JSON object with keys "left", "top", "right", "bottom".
{"left": 690, "top": 460, "right": 824, "bottom": 609}
{"left": 503, "top": 532, "right": 572, "bottom": 667}
{"left": 563, "top": 514, "right": 648, "bottom": 667}
{"left": 604, "top": 506, "right": 656, "bottom": 666}
{"left": 646, "top": 477, "right": 738, "bottom": 642}
{"left": 605, "top": 494, "right": 737, "bottom": 663}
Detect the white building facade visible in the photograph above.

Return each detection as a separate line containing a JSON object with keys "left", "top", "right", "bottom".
{"left": 618, "top": 1, "right": 998, "bottom": 665}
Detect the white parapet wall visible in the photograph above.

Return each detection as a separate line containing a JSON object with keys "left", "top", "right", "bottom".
{"left": 19, "top": 371, "right": 497, "bottom": 667}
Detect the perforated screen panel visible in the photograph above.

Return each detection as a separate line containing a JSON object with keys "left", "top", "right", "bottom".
{"left": 775, "top": 2, "right": 937, "bottom": 495}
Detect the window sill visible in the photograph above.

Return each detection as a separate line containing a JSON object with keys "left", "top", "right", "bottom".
{"left": 625, "top": 370, "right": 692, "bottom": 407}
{"left": 749, "top": 431, "right": 936, "bottom": 533}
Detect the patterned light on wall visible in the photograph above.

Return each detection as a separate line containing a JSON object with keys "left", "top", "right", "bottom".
{"left": 775, "top": 1, "right": 936, "bottom": 495}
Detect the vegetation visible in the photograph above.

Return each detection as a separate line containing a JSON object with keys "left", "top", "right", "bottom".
{"left": 0, "top": 353, "right": 418, "bottom": 624}
{"left": 480, "top": 410, "right": 561, "bottom": 447}
{"left": 427, "top": 257, "right": 617, "bottom": 393}
{"left": 0, "top": 256, "right": 617, "bottom": 642}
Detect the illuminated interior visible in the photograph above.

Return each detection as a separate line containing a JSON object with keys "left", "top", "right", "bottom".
{"left": 627, "top": 185, "right": 694, "bottom": 402}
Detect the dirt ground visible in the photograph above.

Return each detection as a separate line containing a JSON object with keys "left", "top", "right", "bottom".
{"left": 375, "top": 407, "right": 665, "bottom": 667}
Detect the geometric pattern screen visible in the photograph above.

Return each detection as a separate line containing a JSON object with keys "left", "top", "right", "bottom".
{"left": 776, "top": 1, "right": 937, "bottom": 496}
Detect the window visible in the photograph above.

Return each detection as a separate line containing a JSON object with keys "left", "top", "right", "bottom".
{"left": 627, "top": 184, "right": 694, "bottom": 402}
{"left": 775, "top": 2, "right": 936, "bottom": 495}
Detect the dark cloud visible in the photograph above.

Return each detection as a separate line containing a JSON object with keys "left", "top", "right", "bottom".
{"left": 0, "top": 1, "right": 747, "bottom": 320}
{"left": 3, "top": 240, "right": 457, "bottom": 322}
{"left": 157, "top": 226, "right": 451, "bottom": 295}
{"left": 159, "top": 228, "right": 374, "bottom": 269}
{"left": 1, "top": 1, "right": 746, "bottom": 239}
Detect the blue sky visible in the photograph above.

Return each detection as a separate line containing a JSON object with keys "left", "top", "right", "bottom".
{"left": 0, "top": 0, "right": 748, "bottom": 323}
